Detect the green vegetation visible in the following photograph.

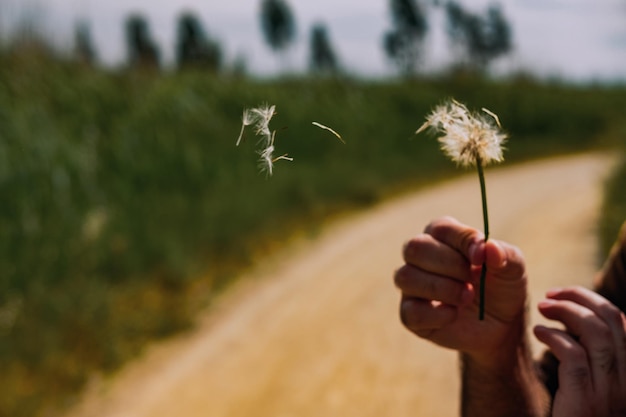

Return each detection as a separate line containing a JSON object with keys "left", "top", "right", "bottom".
{"left": 0, "top": 52, "right": 624, "bottom": 416}
{"left": 600, "top": 147, "right": 626, "bottom": 259}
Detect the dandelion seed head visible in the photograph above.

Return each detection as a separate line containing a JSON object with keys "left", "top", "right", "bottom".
{"left": 417, "top": 100, "right": 506, "bottom": 167}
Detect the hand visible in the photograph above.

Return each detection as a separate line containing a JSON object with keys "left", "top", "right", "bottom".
{"left": 394, "top": 216, "right": 529, "bottom": 366}
{"left": 534, "top": 287, "right": 626, "bottom": 417}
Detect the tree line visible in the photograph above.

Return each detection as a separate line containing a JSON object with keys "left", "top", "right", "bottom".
{"left": 69, "top": 0, "right": 513, "bottom": 76}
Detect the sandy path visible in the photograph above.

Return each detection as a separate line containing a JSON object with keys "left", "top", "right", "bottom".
{"left": 67, "top": 153, "right": 613, "bottom": 417}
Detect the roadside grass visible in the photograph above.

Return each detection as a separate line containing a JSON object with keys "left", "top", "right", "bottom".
{"left": 600, "top": 147, "right": 626, "bottom": 260}
{"left": 0, "top": 54, "right": 625, "bottom": 416}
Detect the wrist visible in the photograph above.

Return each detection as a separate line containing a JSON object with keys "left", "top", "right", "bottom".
{"left": 460, "top": 313, "right": 551, "bottom": 417}
{"left": 461, "top": 347, "right": 550, "bottom": 417}
{"left": 465, "top": 308, "right": 529, "bottom": 371}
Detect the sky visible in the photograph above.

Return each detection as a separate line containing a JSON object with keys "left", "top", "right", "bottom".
{"left": 1, "top": 0, "right": 625, "bottom": 82}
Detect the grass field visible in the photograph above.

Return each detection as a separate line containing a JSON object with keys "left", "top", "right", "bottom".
{"left": 0, "top": 52, "right": 625, "bottom": 416}
{"left": 600, "top": 149, "right": 626, "bottom": 256}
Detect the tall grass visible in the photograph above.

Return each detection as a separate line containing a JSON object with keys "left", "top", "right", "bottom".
{"left": 600, "top": 148, "right": 626, "bottom": 259}
{"left": 0, "top": 54, "right": 624, "bottom": 416}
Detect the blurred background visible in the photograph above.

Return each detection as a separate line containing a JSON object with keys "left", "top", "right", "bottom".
{"left": 0, "top": 1, "right": 624, "bottom": 416}
{"left": 0, "top": 0, "right": 625, "bottom": 80}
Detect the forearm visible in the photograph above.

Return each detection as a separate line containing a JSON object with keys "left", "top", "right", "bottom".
{"left": 460, "top": 329, "right": 550, "bottom": 417}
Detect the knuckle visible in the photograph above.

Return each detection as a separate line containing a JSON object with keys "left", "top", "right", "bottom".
{"left": 402, "top": 234, "right": 430, "bottom": 261}
{"left": 424, "top": 216, "right": 456, "bottom": 235}
{"left": 589, "top": 344, "right": 617, "bottom": 373}
{"left": 562, "top": 342, "right": 589, "bottom": 365}
{"left": 581, "top": 321, "right": 614, "bottom": 352}
{"left": 599, "top": 303, "right": 624, "bottom": 329}
{"left": 560, "top": 345, "right": 592, "bottom": 389}
{"left": 400, "top": 299, "right": 437, "bottom": 337}
{"left": 563, "top": 285, "right": 596, "bottom": 302}
{"left": 458, "top": 229, "right": 478, "bottom": 254}
{"left": 423, "top": 276, "right": 439, "bottom": 298}
{"left": 565, "top": 365, "right": 591, "bottom": 390}
{"left": 393, "top": 266, "right": 411, "bottom": 289}
{"left": 587, "top": 320, "right": 613, "bottom": 343}
{"left": 400, "top": 299, "right": 421, "bottom": 329}
{"left": 425, "top": 216, "right": 480, "bottom": 256}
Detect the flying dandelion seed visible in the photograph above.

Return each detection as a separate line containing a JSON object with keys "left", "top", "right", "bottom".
{"left": 258, "top": 131, "right": 293, "bottom": 176}
{"left": 236, "top": 109, "right": 255, "bottom": 146}
{"left": 312, "top": 122, "right": 345, "bottom": 144}
{"left": 251, "top": 104, "right": 276, "bottom": 142}
{"left": 417, "top": 99, "right": 507, "bottom": 320}
{"left": 237, "top": 104, "right": 291, "bottom": 176}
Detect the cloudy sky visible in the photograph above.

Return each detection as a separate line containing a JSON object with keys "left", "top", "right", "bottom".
{"left": 2, "top": 0, "right": 625, "bottom": 81}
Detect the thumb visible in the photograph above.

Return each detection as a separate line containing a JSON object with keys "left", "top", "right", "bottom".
{"left": 481, "top": 239, "right": 526, "bottom": 283}
{"left": 477, "top": 239, "right": 528, "bottom": 321}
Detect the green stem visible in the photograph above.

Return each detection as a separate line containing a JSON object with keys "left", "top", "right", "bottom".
{"left": 476, "top": 157, "right": 489, "bottom": 321}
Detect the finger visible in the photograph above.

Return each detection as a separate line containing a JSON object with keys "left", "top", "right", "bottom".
{"left": 482, "top": 239, "right": 527, "bottom": 284}
{"left": 534, "top": 325, "right": 591, "bottom": 391}
{"left": 394, "top": 265, "right": 474, "bottom": 306}
{"left": 423, "top": 216, "right": 484, "bottom": 264}
{"left": 546, "top": 286, "right": 626, "bottom": 404}
{"left": 538, "top": 299, "right": 614, "bottom": 408}
{"left": 534, "top": 325, "right": 593, "bottom": 416}
{"left": 403, "top": 233, "right": 473, "bottom": 282}
{"left": 424, "top": 217, "right": 526, "bottom": 284}
{"left": 400, "top": 296, "right": 457, "bottom": 338}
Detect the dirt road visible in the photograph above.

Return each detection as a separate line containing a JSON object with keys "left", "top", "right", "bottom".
{"left": 67, "top": 153, "right": 613, "bottom": 417}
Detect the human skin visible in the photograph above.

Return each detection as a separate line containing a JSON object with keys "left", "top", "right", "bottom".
{"left": 534, "top": 286, "right": 626, "bottom": 417}
{"left": 394, "top": 216, "right": 550, "bottom": 416}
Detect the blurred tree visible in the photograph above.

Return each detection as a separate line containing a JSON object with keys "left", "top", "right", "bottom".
{"left": 384, "top": 0, "right": 428, "bottom": 76}
{"left": 445, "top": 1, "right": 512, "bottom": 71}
{"left": 260, "top": 0, "right": 296, "bottom": 58}
{"left": 73, "top": 21, "right": 97, "bottom": 66}
{"left": 125, "top": 14, "right": 160, "bottom": 70}
{"left": 5, "top": 4, "right": 56, "bottom": 65}
{"left": 175, "top": 12, "right": 223, "bottom": 72}
{"left": 230, "top": 54, "right": 249, "bottom": 78}
{"left": 309, "top": 23, "right": 340, "bottom": 75}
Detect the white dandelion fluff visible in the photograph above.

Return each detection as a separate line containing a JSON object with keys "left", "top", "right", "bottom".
{"left": 236, "top": 109, "right": 256, "bottom": 146}
{"left": 312, "top": 121, "right": 345, "bottom": 144}
{"left": 416, "top": 99, "right": 506, "bottom": 167}
{"left": 237, "top": 104, "right": 291, "bottom": 176}
{"left": 257, "top": 131, "right": 293, "bottom": 176}
{"left": 236, "top": 104, "right": 276, "bottom": 147}
{"left": 250, "top": 104, "right": 276, "bottom": 142}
